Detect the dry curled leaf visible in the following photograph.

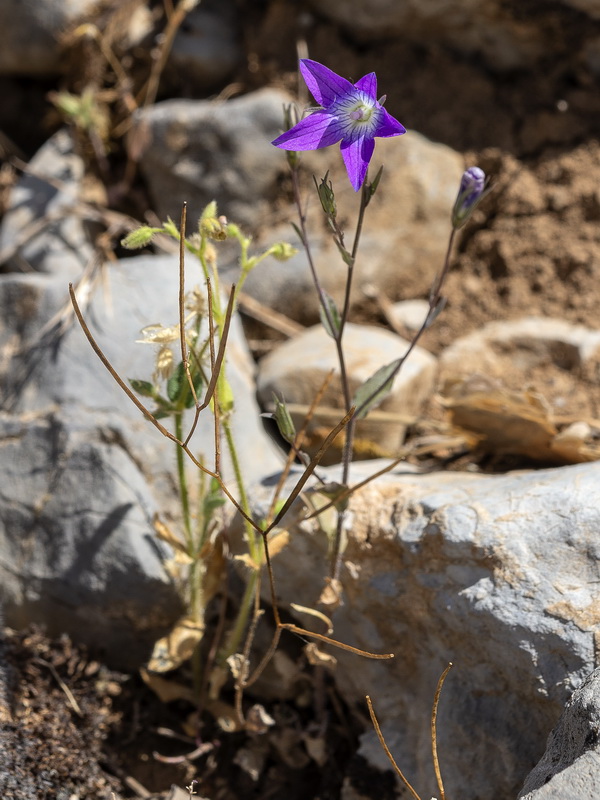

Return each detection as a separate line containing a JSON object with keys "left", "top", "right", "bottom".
{"left": 146, "top": 616, "right": 205, "bottom": 673}
{"left": 153, "top": 514, "right": 188, "bottom": 555}
{"left": 318, "top": 577, "right": 343, "bottom": 611}
{"left": 266, "top": 529, "right": 290, "bottom": 558}
{"left": 226, "top": 652, "right": 249, "bottom": 682}
{"left": 245, "top": 703, "right": 276, "bottom": 734}
{"left": 304, "top": 642, "right": 337, "bottom": 670}
{"left": 444, "top": 379, "right": 600, "bottom": 464}
{"left": 140, "top": 668, "right": 196, "bottom": 704}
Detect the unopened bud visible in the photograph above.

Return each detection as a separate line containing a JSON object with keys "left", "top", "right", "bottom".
{"left": 200, "top": 201, "right": 228, "bottom": 240}
{"left": 282, "top": 104, "right": 300, "bottom": 168}
{"left": 272, "top": 393, "right": 296, "bottom": 444}
{"left": 315, "top": 172, "right": 336, "bottom": 218}
{"left": 121, "top": 225, "right": 161, "bottom": 249}
{"left": 451, "top": 166, "right": 486, "bottom": 229}
{"left": 269, "top": 241, "right": 298, "bottom": 262}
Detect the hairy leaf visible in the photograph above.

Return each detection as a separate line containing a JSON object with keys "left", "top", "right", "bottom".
{"left": 353, "top": 358, "right": 401, "bottom": 419}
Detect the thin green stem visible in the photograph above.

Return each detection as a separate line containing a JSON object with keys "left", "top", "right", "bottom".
{"left": 330, "top": 178, "right": 371, "bottom": 580}
{"left": 290, "top": 164, "right": 370, "bottom": 582}
{"left": 217, "top": 566, "right": 259, "bottom": 665}
{"left": 290, "top": 167, "right": 339, "bottom": 337}
{"left": 222, "top": 417, "right": 259, "bottom": 564}
{"left": 174, "top": 412, "right": 193, "bottom": 550}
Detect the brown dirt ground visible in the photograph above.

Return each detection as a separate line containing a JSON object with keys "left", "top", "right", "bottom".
{"left": 2, "top": 1, "right": 600, "bottom": 797}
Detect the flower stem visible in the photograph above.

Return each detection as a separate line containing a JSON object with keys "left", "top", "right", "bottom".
{"left": 330, "top": 178, "right": 371, "bottom": 581}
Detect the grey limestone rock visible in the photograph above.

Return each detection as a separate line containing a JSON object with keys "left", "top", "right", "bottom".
{"left": 519, "top": 668, "right": 600, "bottom": 799}
{"left": 132, "top": 88, "right": 293, "bottom": 228}
{"left": 0, "top": 129, "right": 93, "bottom": 279}
{"left": 0, "top": 0, "right": 99, "bottom": 76}
{"left": 243, "top": 460, "right": 600, "bottom": 799}
{"left": 0, "top": 255, "right": 280, "bottom": 666}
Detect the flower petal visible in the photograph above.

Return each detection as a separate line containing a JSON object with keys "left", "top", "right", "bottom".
{"left": 299, "top": 59, "right": 354, "bottom": 107}
{"left": 373, "top": 107, "right": 407, "bottom": 138}
{"left": 272, "top": 110, "right": 345, "bottom": 150}
{"left": 340, "top": 135, "right": 375, "bottom": 191}
{"left": 354, "top": 72, "right": 377, "bottom": 101}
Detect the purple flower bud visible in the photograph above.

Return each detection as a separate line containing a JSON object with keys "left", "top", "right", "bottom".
{"left": 452, "top": 166, "right": 486, "bottom": 229}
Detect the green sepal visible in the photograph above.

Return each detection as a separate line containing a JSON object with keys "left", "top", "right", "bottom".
{"left": 314, "top": 172, "right": 337, "bottom": 218}
{"left": 162, "top": 217, "right": 180, "bottom": 239}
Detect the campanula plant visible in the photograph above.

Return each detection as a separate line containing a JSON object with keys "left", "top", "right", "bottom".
{"left": 68, "top": 51, "right": 488, "bottom": 784}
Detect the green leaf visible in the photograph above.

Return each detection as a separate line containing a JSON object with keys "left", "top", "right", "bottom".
{"left": 202, "top": 477, "right": 226, "bottom": 523}
{"left": 425, "top": 296, "right": 447, "bottom": 329}
{"left": 130, "top": 380, "right": 175, "bottom": 416}
{"left": 290, "top": 222, "right": 305, "bottom": 245}
{"left": 352, "top": 358, "right": 401, "bottom": 420}
{"left": 272, "top": 393, "right": 296, "bottom": 444}
{"left": 129, "top": 378, "right": 158, "bottom": 398}
{"left": 319, "top": 291, "right": 341, "bottom": 338}
{"left": 167, "top": 361, "right": 186, "bottom": 403}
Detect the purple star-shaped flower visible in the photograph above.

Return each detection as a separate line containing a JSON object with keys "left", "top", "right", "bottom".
{"left": 272, "top": 59, "right": 406, "bottom": 191}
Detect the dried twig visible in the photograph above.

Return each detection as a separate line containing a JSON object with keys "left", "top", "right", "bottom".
{"left": 432, "top": 662, "right": 453, "bottom": 800}
{"left": 366, "top": 695, "right": 422, "bottom": 800}
{"left": 33, "top": 657, "right": 83, "bottom": 718}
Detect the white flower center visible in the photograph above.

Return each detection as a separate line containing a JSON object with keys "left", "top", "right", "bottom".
{"left": 349, "top": 104, "right": 373, "bottom": 122}
{"left": 335, "top": 93, "right": 380, "bottom": 139}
